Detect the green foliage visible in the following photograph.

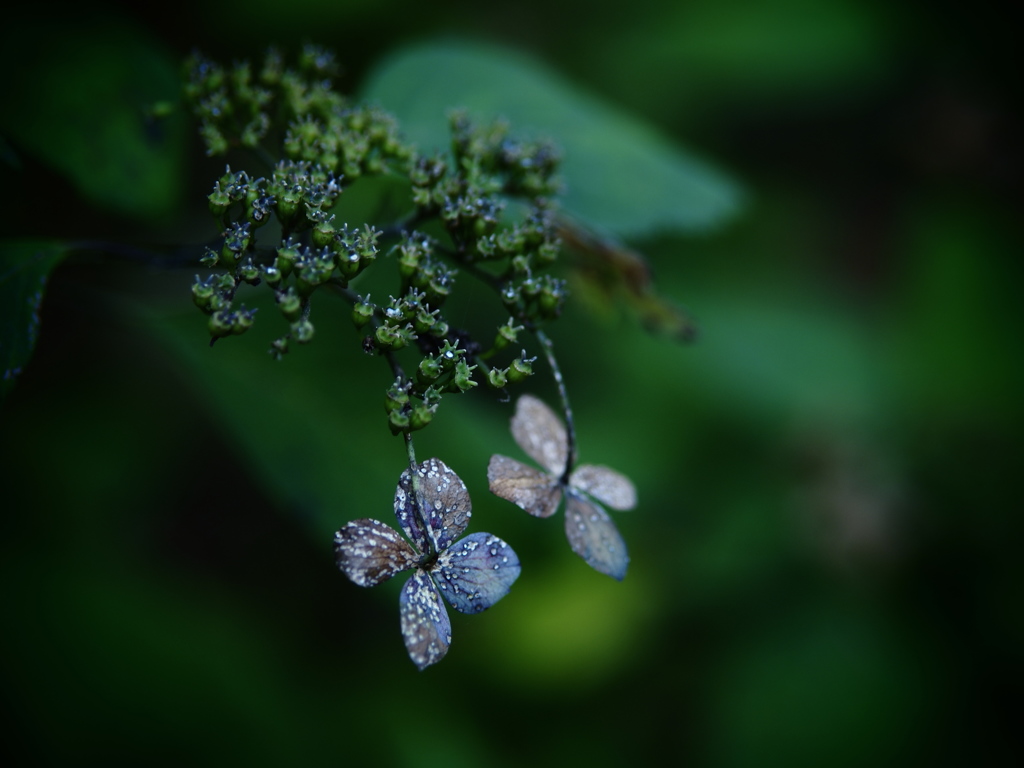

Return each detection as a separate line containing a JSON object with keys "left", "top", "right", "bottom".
{"left": 0, "top": 18, "right": 186, "bottom": 220}
{"left": 0, "top": 240, "right": 66, "bottom": 398}
{"left": 182, "top": 47, "right": 581, "bottom": 439}
{"left": 361, "top": 43, "right": 744, "bottom": 238}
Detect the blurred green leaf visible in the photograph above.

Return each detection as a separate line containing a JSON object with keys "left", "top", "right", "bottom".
{"left": 597, "top": 0, "right": 892, "bottom": 119}
{"left": 0, "top": 18, "right": 186, "bottom": 220}
{"left": 361, "top": 42, "right": 744, "bottom": 238}
{"left": 0, "top": 239, "right": 66, "bottom": 398}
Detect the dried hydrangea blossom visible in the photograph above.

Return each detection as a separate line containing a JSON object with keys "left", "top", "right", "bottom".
{"left": 335, "top": 457, "right": 521, "bottom": 669}
{"left": 488, "top": 395, "right": 637, "bottom": 580}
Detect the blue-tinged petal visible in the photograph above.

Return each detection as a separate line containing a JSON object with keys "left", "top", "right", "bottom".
{"left": 334, "top": 519, "right": 418, "bottom": 587}
{"left": 564, "top": 491, "right": 629, "bottom": 580}
{"left": 510, "top": 395, "right": 568, "bottom": 477}
{"left": 395, "top": 458, "right": 472, "bottom": 554}
{"left": 399, "top": 569, "right": 452, "bottom": 670}
{"left": 487, "top": 454, "right": 563, "bottom": 518}
{"left": 570, "top": 464, "right": 637, "bottom": 511}
{"left": 432, "top": 532, "right": 522, "bottom": 614}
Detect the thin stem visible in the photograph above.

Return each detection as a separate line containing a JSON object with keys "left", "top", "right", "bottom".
{"left": 66, "top": 240, "right": 205, "bottom": 268}
{"left": 403, "top": 431, "right": 418, "bottom": 476}
{"left": 533, "top": 328, "right": 576, "bottom": 482}
{"left": 404, "top": 430, "right": 437, "bottom": 556}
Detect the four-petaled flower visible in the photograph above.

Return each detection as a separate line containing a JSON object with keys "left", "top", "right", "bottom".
{"left": 487, "top": 394, "right": 637, "bottom": 580}
{"left": 334, "top": 457, "right": 521, "bottom": 669}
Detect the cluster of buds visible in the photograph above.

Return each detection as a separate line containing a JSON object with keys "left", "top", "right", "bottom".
{"left": 185, "top": 46, "right": 569, "bottom": 435}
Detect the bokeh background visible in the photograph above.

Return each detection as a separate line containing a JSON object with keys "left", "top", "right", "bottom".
{"left": 1, "top": 1, "right": 1020, "bottom": 765}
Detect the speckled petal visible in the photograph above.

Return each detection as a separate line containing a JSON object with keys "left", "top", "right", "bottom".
{"left": 334, "top": 518, "right": 418, "bottom": 587}
{"left": 400, "top": 569, "right": 452, "bottom": 670}
{"left": 395, "top": 458, "right": 472, "bottom": 554}
{"left": 570, "top": 464, "right": 638, "bottom": 511}
{"left": 510, "top": 394, "right": 568, "bottom": 477}
{"left": 564, "top": 491, "right": 629, "bottom": 581}
{"left": 487, "top": 454, "right": 563, "bottom": 518}
{"left": 433, "top": 532, "right": 522, "bottom": 614}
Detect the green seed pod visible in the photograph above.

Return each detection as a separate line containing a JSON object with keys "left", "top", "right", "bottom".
{"left": 417, "top": 356, "right": 442, "bottom": 384}
{"left": 261, "top": 264, "right": 282, "bottom": 287}
{"left": 413, "top": 307, "right": 437, "bottom": 334}
{"left": 275, "top": 241, "right": 300, "bottom": 276}
{"left": 384, "top": 381, "right": 410, "bottom": 414}
{"left": 191, "top": 275, "right": 216, "bottom": 311}
{"left": 388, "top": 409, "right": 410, "bottom": 436}
{"left": 507, "top": 352, "right": 536, "bottom": 383}
{"left": 239, "top": 259, "right": 260, "bottom": 284}
{"left": 375, "top": 324, "right": 400, "bottom": 350}
{"left": 232, "top": 307, "right": 257, "bottom": 335}
{"left": 493, "top": 318, "right": 523, "bottom": 352}
{"left": 208, "top": 310, "right": 236, "bottom": 339}
{"left": 487, "top": 367, "right": 509, "bottom": 389}
{"left": 450, "top": 360, "right": 477, "bottom": 393}
{"left": 351, "top": 296, "right": 375, "bottom": 329}
{"left": 409, "top": 403, "right": 435, "bottom": 431}
{"left": 269, "top": 337, "right": 289, "bottom": 360}
{"left": 208, "top": 182, "right": 231, "bottom": 217}
{"left": 291, "top": 317, "right": 314, "bottom": 344}
{"left": 436, "top": 340, "right": 462, "bottom": 371}
{"left": 311, "top": 215, "right": 336, "bottom": 248}
{"left": 276, "top": 288, "right": 302, "bottom": 321}
{"left": 337, "top": 250, "right": 361, "bottom": 278}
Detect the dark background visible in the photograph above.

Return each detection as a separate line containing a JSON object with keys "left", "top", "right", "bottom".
{"left": 1, "top": 1, "right": 1020, "bottom": 765}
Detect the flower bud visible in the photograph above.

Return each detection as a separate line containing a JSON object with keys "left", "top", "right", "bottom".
{"left": 487, "top": 367, "right": 508, "bottom": 389}
{"left": 450, "top": 360, "right": 477, "bottom": 393}
{"left": 351, "top": 296, "right": 375, "bottom": 328}
{"left": 291, "top": 317, "right": 314, "bottom": 344}
{"left": 276, "top": 288, "right": 301, "bottom": 321}
{"left": 417, "top": 356, "right": 442, "bottom": 384}
{"left": 507, "top": 352, "right": 536, "bottom": 383}
{"left": 409, "top": 403, "right": 435, "bottom": 431}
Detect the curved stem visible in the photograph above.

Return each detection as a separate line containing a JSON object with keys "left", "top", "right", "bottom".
{"left": 533, "top": 328, "right": 576, "bottom": 482}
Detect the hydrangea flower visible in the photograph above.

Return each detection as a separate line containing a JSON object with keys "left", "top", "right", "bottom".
{"left": 334, "top": 457, "right": 521, "bottom": 669}
{"left": 488, "top": 394, "right": 637, "bottom": 580}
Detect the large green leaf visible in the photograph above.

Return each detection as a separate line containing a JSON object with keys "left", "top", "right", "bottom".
{"left": 0, "top": 17, "right": 186, "bottom": 221}
{"left": 361, "top": 42, "right": 743, "bottom": 238}
{"left": 0, "top": 239, "right": 67, "bottom": 399}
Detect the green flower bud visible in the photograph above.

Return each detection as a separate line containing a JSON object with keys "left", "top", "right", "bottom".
{"left": 417, "top": 356, "right": 442, "bottom": 384}
{"left": 493, "top": 318, "right": 524, "bottom": 352}
{"left": 538, "top": 278, "right": 566, "bottom": 318}
{"left": 191, "top": 275, "right": 216, "bottom": 311}
{"left": 536, "top": 241, "right": 559, "bottom": 266}
{"left": 388, "top": 409, "right": 410, "bottom": 435}
{"left": 384, "top": 380, "right": 410, "bottom": 413}
{"left": 507, "top": 351, "right": 536, "bottom": 383}
{"left": 239, "top": 258, "right": 260, "bottom": 284}
{"left": 436, "top": 340, "right": 462, "bottom": 371}
{"left": 398, "top": 244, "right": 421, "bottom": 278}
{"left": 275, "top": 240, "right": 300, "bottom": 276}
{"left": 413, "top": 307, "right": 438, "bottom": 334}
{"left": 233, "top": 306, "right": 257, "bottom": 334}
{"left": 310, "top": 213, "right": 336, "bottom": 248}
{"left": 261, "top": 264, "right": 282, "bottom": 287}
{"left": 351, "top": 295, "right": 375, "bottom": 329}
{"left": 487, "top": 367, "right": 508, "bottom": 389}
{"left": 409, "top": 403, "right": 435, "bottom": 431}
{"left": 291, "top": 317, "right": 314, "bottom": 343}
{"left": 451, "top": 360, "right": 477, "bottom": 393}
{"left": 276, "top": 288, "right": 302, "bottom": 321}
{"left": 208, "top": 310, "right": 235, "bottom": 339}
{"left": 269, "top": 337, "right": 289, "bottom": 360}
{"left": 208, "top": 181, "right": 231, "bottom": 217}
